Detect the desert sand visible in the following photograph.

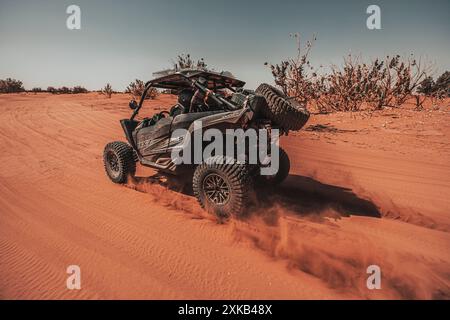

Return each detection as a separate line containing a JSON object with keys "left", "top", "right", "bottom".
{"left": 0, "top": 92, "right": 449, "bottom": 299}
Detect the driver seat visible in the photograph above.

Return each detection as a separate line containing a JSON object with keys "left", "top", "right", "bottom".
{"left": 178, "top": 89, "right": 194, "bottom": 112}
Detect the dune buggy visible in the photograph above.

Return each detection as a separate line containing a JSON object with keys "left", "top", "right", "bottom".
{"left": 103, "top": 69, "right": 309, "bottom": 218}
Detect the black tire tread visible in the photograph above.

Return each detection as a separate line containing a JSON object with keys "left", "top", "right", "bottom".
{"left": 192, "top": 156, "right": 251, "bottom": 218}
{"left": 103, "top": 141, "right": 136, "bottom": 183}
{"left": 255, "top": 83, "right": 310, "bottom": 131}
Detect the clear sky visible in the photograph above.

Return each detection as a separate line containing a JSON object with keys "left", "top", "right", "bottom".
{"left": 0, "top": 0, "right": 449, "bottom": 90}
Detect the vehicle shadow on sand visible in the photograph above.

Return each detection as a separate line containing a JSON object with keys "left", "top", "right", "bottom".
{"left": 254, "top": 174, "right": 381, "bottom": 219}
{"left": 131, "top": 173, "right": 381, "bottom": 220}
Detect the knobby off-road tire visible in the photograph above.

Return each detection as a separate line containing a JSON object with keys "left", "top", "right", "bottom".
{"left": 258, "top": 147, "right": 290, "bottom": 185}
{"left": 103, "top": 141, "right": 136, "bottom": 184}
{"left": 193, "top": 157, "right": 252, "bottom": 219}
{"left": 255, "top": 83, "right": 310, "bottom": 132}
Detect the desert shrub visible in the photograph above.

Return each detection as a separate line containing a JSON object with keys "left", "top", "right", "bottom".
{"left": 102, "top": 83, "right": 113, "bottom": 98}
{"left": 146, "top": 87, "right": 159, "bottom": 99}
{"left": 265, "top": 34, "right": 432, "bottom": 113}
{"left": 415, "top": 71, "right": 449, "bottom": 109}
{"left": 125, "top": 79, "right": 159, "bottom": 100}
{"left": 265, "top": 34, "right": 320, "bottom": 106}
{"left": 72, "top": 86, "right": 88, "bottom": 94}
{"left": 0, "top": 78, "right": 25, "bottom": 93}
{"left": 58, "top": 86, "right": 71, "bottom": 94}
{"left": 47, "top": 86, "right": 57, "bottom": 94}
{"left": 322, "top": 54, "right": 429, "bottom": 112}
{"left": 417, "top": 76, "right": 435, "bottom": 96}
{"left": 434, "top": 71, "right": 450, "bottom": 98}
{"left": 31, "top": 87, "right": 43, "bottom": 93}
{"left": 125, "top": 79, "right": 144, "bottom": 97}
{"left": 173, "top": 53, "right": 207, "bottom": 71}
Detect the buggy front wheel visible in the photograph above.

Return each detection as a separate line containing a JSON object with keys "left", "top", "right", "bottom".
{"left": 103, "top": 141, "right": 136, "bottom": 184}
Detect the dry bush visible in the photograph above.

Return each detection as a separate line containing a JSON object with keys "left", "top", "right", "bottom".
{"left": 125, "top": 79, "right": 159, "bottom": 100}
{"left": 432, "top": 71, "right": 450, "bottom": 98}
{"left": 72, "top": 86, "right": 88, "bottom": 94}
{"left": 58, "top": 86, "right": 71, "bottom": 94}
{"left": 265, "top": 35, "right": 433, "bottom": 113}
{"left": 31, "top": 87, "right": 42, "bottom": 94}
{"left": 415, "top": 71, "right": 449, "bottom": 109}
{"left": 102, "top": 83, "right": 113, "bottom": 98}
{"left": 321, "top": 54, "right": 431, "bottom": 112}
{"left": 125, "top": 79, "right": 145, "bottom": 98}
{"left": 173, "top": 53, "right": 207, "bottom": 71}
{"left": 417, "top": 76, "right": 435, "bottom": 96}
{"left": 265, "top": 33, "right": 320, "bottom": 106}
{"left": 0, "top": 78, "right": 25, "bottom": 93}
{"left": 47, "top": 86, "right": 57, "bottom": 94}
{"left": 146, "top": 87, "right": 159, "bottom": 99}
{"left": 45, "top": 86, "right": 88, "bottom": 94}
{"left": 429, "top": 71, "right": 450, "bottom": 108}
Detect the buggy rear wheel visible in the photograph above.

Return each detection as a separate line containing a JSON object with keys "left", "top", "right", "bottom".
{"left": 259, "top": 147, "right": 290, "bottom": 185}
{"left": 193, "top": 157, "right": 251, "bottom": 219}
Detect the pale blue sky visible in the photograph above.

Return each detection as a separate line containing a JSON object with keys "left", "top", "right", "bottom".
{"left": 0, "top": 0, "right": 449, "bottom": 90}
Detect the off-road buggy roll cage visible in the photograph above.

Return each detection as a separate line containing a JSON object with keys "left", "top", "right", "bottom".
{"left": 130, "top": 69, "right": 246, "bottom": 121}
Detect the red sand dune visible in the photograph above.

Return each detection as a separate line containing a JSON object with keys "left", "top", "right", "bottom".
{"left": 0, "top": 93, "right": 449, "bottom": 299}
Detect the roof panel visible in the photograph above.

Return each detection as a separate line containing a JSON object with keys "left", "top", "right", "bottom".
{"left": 149, "top": 69, "right": 245, "bottom": 89}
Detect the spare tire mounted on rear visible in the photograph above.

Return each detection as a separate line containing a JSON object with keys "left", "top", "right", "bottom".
{"left": 255, "top": 83, "right": 310, "bottom": 132}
